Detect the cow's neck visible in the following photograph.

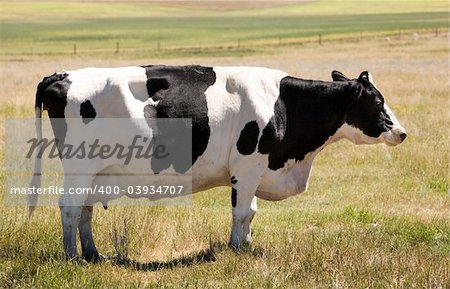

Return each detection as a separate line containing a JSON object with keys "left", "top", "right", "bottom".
{"left": 257, "top": 78, "right": 351, "bottom": 200}
{"left": 277, "top": 77, "right": 350, "bottom": 162}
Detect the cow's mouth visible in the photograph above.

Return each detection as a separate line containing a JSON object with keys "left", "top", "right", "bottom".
{"left": 384, "top": 140, "right": 399, "bottom": 146}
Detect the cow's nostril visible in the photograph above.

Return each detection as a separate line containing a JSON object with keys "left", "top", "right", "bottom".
{"left": 399, "top": 133, "right": 407, "bottom": 142}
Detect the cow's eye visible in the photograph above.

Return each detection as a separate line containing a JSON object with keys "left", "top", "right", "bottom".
{"left": 374, "top": 100, "right": 383, "bottom": 106}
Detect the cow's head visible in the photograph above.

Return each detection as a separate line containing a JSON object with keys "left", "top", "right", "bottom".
{"left": 332, "top": 70, "right": 406, "bottom": 146}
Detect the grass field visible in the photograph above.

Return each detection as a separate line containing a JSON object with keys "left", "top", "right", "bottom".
{"left": 1, "top": 1, "right": 449, "bottom": 288}
{"left": 0, "top": 0, "right": 448, "bottom": 57}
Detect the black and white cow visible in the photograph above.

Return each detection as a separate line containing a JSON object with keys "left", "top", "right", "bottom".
{"left": 29, "top": 65, "right": 406, "bottom": 261}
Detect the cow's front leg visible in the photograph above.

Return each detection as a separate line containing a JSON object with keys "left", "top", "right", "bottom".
{"left": 229, "top": 177, "right": 259, "bottom": 249}
{"left": 242, "top": 196, "right": 257, "bottom": 244}
{"left": 228, "top": 153, "right": 265, "bottom": 249}
{"left": 79, "top": 206, "right": 100, "bottom": 262}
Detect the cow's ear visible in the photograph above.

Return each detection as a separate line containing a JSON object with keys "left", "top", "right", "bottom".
{"left": 331, "top": 70, "right": 350, "bottom": 82}
{"left": 357, "top": 71, "right": 372, "bottom": 85}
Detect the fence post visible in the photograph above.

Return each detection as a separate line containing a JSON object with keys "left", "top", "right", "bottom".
{"left": 115, "top": 42, "right": 119, "bottom": 54}
{"left": 318, "top": 34, "right": 322, "bottom": 45}
{"left": 435, "top": 27, "right": 439, "bottom": 37}
{"left": 73, "top": 44, "right": 77, "bottom": 55}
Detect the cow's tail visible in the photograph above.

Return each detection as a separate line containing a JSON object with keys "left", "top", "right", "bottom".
{"left": 28, "top": 73, "right": 64, "bottom": 218}
{"left": 28, "top": 105, "right": 42, "bottom": 218}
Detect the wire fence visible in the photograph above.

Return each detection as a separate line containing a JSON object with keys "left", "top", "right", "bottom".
{"left": 15, "top": 27, "right": 449, "bottom": 57}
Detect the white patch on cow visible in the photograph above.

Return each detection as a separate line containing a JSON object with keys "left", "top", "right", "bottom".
{"left": 258, "top": 150, "right": 326, "bottom": 201}
{"left": 143, "top": 98, "right": 160, "bottom": 118}
{"left": 379, "top": 105, "right": 407, "bottom": 146}
{"left": 335, "top": 115, "right": 406, "bottom": 146}
{"left": 65, "top": 67, "right": 149, "bottom": 118}
{"left": 257, "top": 157, "right": 314, "bottom": 201}
{"left": 384, "top": 103, "right": 405, "bottom": 132}
{"left": 334, "top": 123, "right": 380, "bottom": 145}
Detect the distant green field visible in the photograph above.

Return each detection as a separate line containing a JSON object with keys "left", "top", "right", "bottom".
{"left": 0, "top": 0, "right": 448, "bottom": 57}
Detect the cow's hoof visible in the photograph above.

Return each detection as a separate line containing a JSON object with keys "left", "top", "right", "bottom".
{"left": 228, "top": 240, "right": 252, "bottom": 252}
{"left": 82, "top": 251, "right": 102, "bottom": 263}
{"left": 65, "top": 253, "right": 79, "bottom": 262}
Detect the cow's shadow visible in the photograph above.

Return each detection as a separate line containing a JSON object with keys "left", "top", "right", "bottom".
{"left": 109, "top": 241, "right": 265, "bottom": 271}
{"left": 111, "top": 241, "right": 224, "bottom": 271}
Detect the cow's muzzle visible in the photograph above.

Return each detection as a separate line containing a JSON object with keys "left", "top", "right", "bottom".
{"left": 382, "top": 127, "right": 407, "bottom": 146}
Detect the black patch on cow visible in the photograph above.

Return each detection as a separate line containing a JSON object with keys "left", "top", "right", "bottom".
{"left": 37, "top": 73, "right": 71, "bottom": 156}
{"left": 230, "top": 176, "right": 237, "bottom": 184}
{"left": 146, "top": 78, "right": 169, "bottom": 97}
{"left": 147, "top": 118, "right": 193, "bottom": 174}
{"left": 231, "top": 188, "right": 237, "bottom": 207}
{"left": 259, "top": 76, "right": 356, "bottom": 170}
{"left": 80, "top": 100, "right": 96, "bottom": 124}
{"left": 142, "top": 65, "right": 216, "bottom": 173}
{"left": 236, "top": 121, "right": 259, "bottom": 155}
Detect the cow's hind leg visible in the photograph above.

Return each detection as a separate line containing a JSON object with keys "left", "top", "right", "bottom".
{"left": 59, "top": 175, "right": 92, "bottom": 260}
{"left": 60, "top": 205, "right": 82, "bottom": 260}
{"left": 79, "top": 206, "right": 100, "bottom": 262}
